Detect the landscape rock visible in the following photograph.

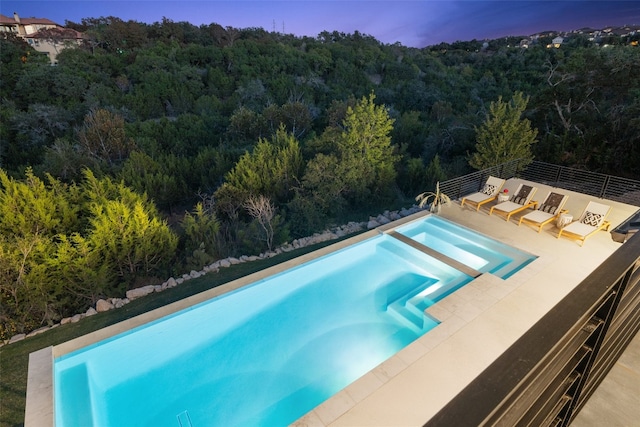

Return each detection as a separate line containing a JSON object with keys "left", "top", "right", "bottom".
{"left": 60, "top": 317, "right": 72, "bottom": 325}
{"left": 229, "top": 257, "right": 242, "bottom": 265}
{"left": 96, "top": 299, "right": 114, "bottom": 312}
{"left": 176, "top": 277, "right": 184, "bottom": 285}
{"left": 389, "top": 211, "right": 402, "bottom": 221}
{"left": 367, "top": 219, "right": 380, "bottom": 229}
{"left": 126, "top": 285, "right": 155, "bottom": 300}
{"left": 154, "top": 285, "right": 163, "bottom": 293}
{"left": 219, "top": 259, "right": 231, "bottom": 268}
{"left": 166, "top": 277, "right": 178, "bottom": 288}
{"left": 27, "top": 326, "right": 50, "bottom": 337}
{"left": 376, "top": 214, "right": 391, "bottom": 225}
{"left": 9, "top": 333, "right": 26, "bottom": 344}
{"left": 70, "top": 314, "right": 84, "bottom": 323}
{"left": 189, "top": 270, "right": 201, "bottom": 279}
{"left": 85, "top": 307, "right": 97, "bottom": 317}
{"left": 206, "top": 266, "right": 219, "bottom": 274}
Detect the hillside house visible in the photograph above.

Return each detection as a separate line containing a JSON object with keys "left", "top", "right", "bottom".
{"left": 547, "top": 36, "right": 564, "bottom": 48}
{"left": 0, "top": 12, "right": 83, "bottom": 64}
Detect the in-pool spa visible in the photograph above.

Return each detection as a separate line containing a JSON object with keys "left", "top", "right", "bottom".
{"left": 53, "top": 217, "right": 536, "bottom": 427}
{"left": 395, "top": 216, "right": 536, "bottom": 279}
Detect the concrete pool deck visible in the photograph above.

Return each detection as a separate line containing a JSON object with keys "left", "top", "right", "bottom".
{"left": 25, "top": 178, "right": 639, "bottom": 426}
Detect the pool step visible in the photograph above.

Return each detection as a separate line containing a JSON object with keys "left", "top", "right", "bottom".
{"left": 387, "top": 301, "right": 426, "bottom": 331}
{"left": 386, "top": 279, "right": 442, "bottom": 331}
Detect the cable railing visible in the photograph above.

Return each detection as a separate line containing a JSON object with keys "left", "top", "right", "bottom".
{"left": 440, "top": 160, "right": 640, "bottom": 207}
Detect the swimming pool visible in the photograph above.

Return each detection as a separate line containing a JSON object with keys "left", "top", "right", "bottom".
{"left": 53, "top": 216, "right": 535, "bottom": 427}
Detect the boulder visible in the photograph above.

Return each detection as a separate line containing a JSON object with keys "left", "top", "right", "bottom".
{"left": 376, "top": 214, "right": 391, "bottom": 225}
{"left": 85, "top": 307, "right": 97, "bottom": 317}
{"left": 60, "top": 317, "right": 72, "bottom": 325}
{"left": 8, "top": 333, "right": 26, "bottom": 344}
{"left": 228, "top": 257, "right": 241, "bottom": 265}
{"left": 96, "top": 299, "right": 114, "bottom": 312}
{"left": 27, "top": 326, "right": 50, "bottom": 337}
{"left": 189, "top": 270, "right": 201, "bottom": 279}
{"left": 399, "top": 208, "right": 413, "bottom": 217}
{"left": 166, "top": 277, "right": 178, "bottom": 288}
{"left": 126, "top": 285, "right": 155, "bottom": 300}
{"left": 70, "top": 314, "right": 84, "bottom": 323}
{"left": 389, "top": 211, "right": 402, "bottom": 221}
{"left": 367, "top": 219, "right": 380, "bottom": 229}
{"left": 219, "top": 259, "right": 231, "bottom": 268}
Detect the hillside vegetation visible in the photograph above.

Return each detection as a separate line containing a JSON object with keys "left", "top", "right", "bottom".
{"left": 1, "top": 18, "right": 639, "bottom": 338}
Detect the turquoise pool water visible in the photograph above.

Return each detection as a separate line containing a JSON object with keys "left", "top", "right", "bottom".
{"left": 54, "top": 218, "right": 535, "bottom": 427}
{"left": 396, "top": 216, "right": 536, "bottom": 279}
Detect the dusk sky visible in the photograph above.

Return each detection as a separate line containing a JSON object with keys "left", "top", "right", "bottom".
{"left": 2, "top": 1, "right": 640, "bottom": 48}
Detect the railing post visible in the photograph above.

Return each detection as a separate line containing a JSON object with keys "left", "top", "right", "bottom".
{"left": 555, "top": 164, "right": 562, "bottom": 187}
{"left": 601, "top": 176, "right": 610, "bottom": 199}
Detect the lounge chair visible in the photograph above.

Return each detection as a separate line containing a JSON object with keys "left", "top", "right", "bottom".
{"left": 460, "top": 176, "right": 506, "bottom": 212}
{"left": 518, "top": 191, "right": 569, "bottom": 232}
{"left": 489, "top": 183, "right": 538, "bottom": 221}
{"left": 557, "top": 201, "right": 612, "bottom": 246}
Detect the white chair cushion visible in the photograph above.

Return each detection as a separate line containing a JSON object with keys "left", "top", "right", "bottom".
{"left": 522, "top": 210, "right": 554, "bottom": 223}
{"left": 563, "top": 221, "right": 597, "bottom": 237}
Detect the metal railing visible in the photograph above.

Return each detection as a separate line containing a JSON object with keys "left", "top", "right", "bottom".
{"left": 440, "top": 160, "right": 640, "bottom": 207}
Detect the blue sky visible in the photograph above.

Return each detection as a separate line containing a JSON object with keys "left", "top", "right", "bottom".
{"left": 2, "top": 1, "right": 640, "bottom": 47}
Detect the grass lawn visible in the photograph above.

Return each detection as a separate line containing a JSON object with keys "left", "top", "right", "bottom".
{"left": 0, "top": 237, "right": 349, "bottom": 427}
